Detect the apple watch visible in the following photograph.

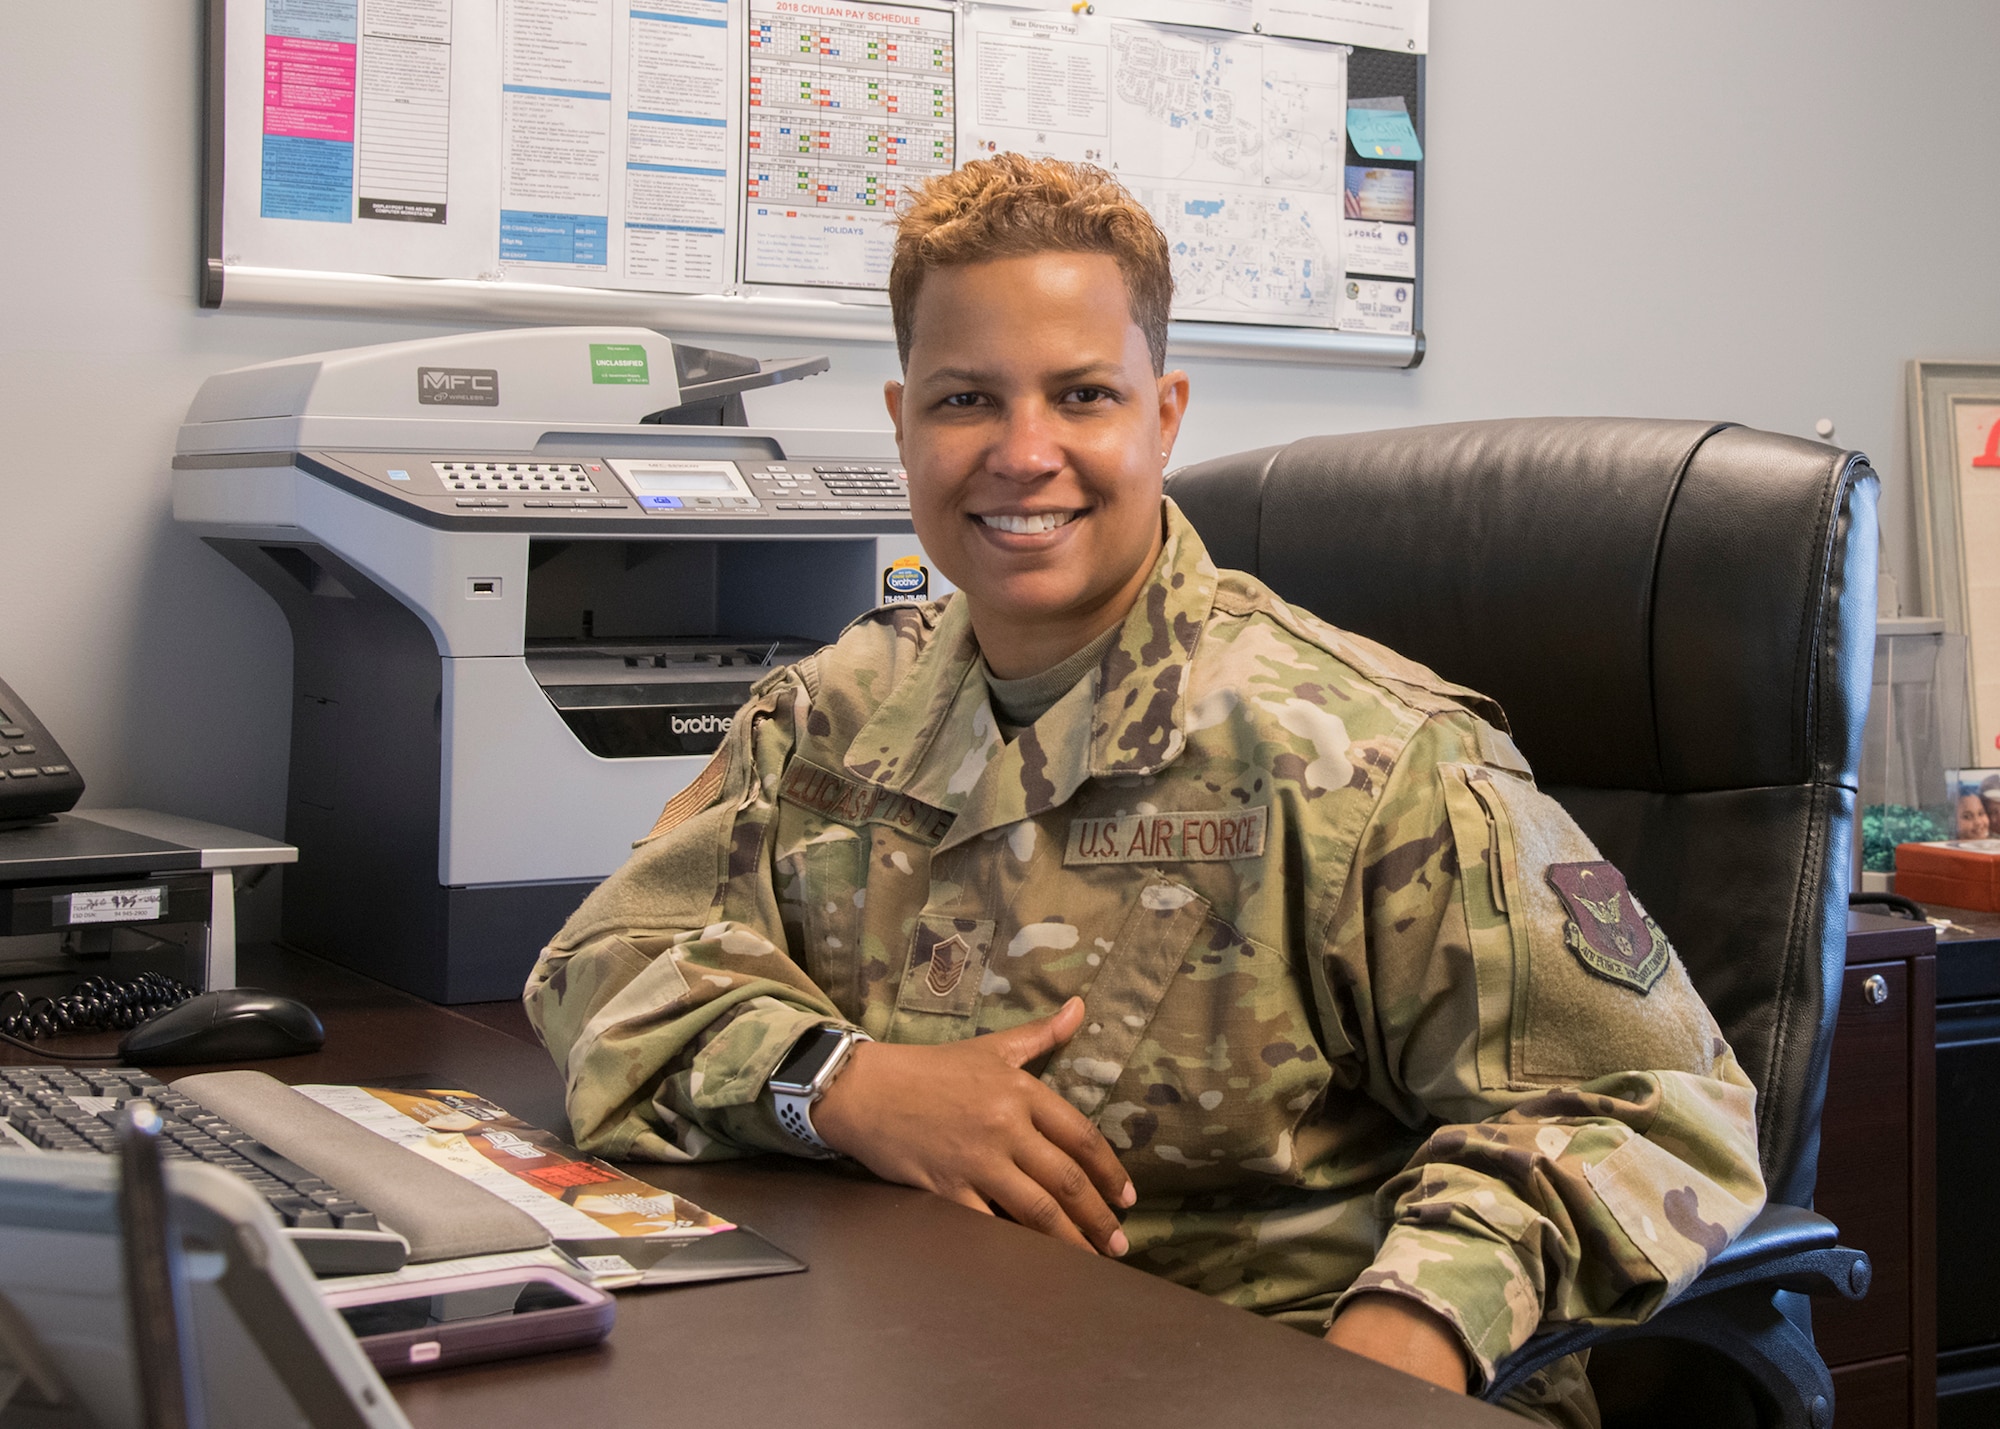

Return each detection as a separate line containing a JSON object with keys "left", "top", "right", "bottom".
{"left": 767, "top": 1023, "right": 871, "bottom": 1158}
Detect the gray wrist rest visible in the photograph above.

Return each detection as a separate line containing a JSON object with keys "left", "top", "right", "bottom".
{"left": 173, "top": 1070, "right": 551, "bottom": 1264}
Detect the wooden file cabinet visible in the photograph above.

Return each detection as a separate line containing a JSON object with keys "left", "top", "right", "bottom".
{"left": 1812, "top": 912, "right": 1937, "bottom": 1429}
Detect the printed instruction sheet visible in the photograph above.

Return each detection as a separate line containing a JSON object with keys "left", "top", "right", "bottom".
{"left": 496, "top": 0, "right": 745, "bottom": 293}
{"left": 222, "top": 0, "right": 1419, "bottom": 335}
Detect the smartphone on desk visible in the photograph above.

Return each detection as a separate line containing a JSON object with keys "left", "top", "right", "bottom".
{"left": 320, "top": 1266, "right": 615, "bottom": 1376}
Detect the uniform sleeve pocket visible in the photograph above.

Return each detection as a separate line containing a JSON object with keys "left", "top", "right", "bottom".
{"left": 1443, "top": 765, "right": 1718, "bottom": 1088}
{"left": 1436, "top": 764, "right": 1525, "bottom": 1093}
{"left": 1584, "top": 1131, "right": 1746, "bottom": 1302}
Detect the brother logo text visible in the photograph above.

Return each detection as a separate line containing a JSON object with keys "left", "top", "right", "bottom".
{"left": 672, "top": 712, "right": 733, "bottom": 736}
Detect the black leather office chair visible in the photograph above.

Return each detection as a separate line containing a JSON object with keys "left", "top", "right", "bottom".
{"left": 1167, "top": 419, "right": 1876, "bottom": 1429}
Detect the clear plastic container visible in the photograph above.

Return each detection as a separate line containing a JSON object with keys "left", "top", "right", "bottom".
{"left": 1860, "top": 618, "right": 1970, "bottom": 873}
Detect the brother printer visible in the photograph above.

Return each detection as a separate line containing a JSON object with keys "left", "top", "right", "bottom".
{"left": 174, "top": 327, "right": 947, "bottom": 1002}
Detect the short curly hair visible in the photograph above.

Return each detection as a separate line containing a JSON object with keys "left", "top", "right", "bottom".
{"left": 889, "top": 155, "right": 1174, "bottom": 375}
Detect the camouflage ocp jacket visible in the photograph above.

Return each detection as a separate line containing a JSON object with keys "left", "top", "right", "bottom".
{"left": 524, "top": 500, "right": 1765, "bottom": 1386}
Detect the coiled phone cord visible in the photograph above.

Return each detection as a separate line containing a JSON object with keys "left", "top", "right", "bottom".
{"left": 0, "top": 972, "right": 194, "bottom": 1060}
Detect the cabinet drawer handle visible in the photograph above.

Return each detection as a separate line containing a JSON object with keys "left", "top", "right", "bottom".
{"left": 1861, "top": 974, "right": 1890, "bottom": 1007}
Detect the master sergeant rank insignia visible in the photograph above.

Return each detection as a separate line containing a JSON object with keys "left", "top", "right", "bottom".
{"left": 925, "top": 933, "right": 971, "bottom": 997}
{"left": 1545, "top": 861, "right": 1670, "bottom": 994}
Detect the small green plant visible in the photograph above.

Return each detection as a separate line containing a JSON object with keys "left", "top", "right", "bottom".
{"left": 1861, "top": 803, "right": 1950, "bottom": 872}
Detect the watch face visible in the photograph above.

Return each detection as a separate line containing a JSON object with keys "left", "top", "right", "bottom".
{"left": 772, "top": 1028, "right": 845, "bottom": 1092}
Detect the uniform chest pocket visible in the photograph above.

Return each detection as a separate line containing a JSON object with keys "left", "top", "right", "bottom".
{"left": 777, "top": 828, "right": 871, "bottom": 1017}
{"left": 886, "top": 914, "right": 999, "bottom": 1043}
{"left": 1042, "top": 879, "right": 1212, "bottom": 1120}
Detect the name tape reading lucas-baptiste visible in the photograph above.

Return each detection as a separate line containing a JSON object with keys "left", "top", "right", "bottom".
{"left": 780, "top": 759, "right": 954, "bottom": 843}
{"left": 1064, "top": 806, "right": 1268, "bottom": 866}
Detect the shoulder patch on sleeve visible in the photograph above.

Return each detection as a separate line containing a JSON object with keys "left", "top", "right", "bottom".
{"left": 1546, "top": 862, "right": 1670, "bottom": 994}
{"left": 642, "top": 746, "right": 730, "bottom": 846}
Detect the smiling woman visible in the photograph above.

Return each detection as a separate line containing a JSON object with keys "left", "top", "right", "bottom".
{"left": 884, "top": 250, "right": 1187, "bottom": 678}
{"left": 525, "top": 158, "right": 1769, "bottom": 1429}
{"left": 879, "top": 156, "right": 1189, "bottom": 678}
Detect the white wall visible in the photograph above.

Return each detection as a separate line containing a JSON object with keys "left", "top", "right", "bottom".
{"left": 3, "top": 0, "right": 1996, "bottom": 935}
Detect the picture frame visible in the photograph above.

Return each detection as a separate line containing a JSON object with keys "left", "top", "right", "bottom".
{"left": 1909, "top": 359, "right": 2000, "bottom": 765}
{"left": 1945, "top": 767, "right": 2000, "bottom": 840}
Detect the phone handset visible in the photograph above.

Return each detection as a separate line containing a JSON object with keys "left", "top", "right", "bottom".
{"left": 0, "top": 674, "right": 84, "bottom": 828}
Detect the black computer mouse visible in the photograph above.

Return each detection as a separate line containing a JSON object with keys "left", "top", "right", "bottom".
{"left": 119, "top": 988, "right": 326, "bottom": 1065}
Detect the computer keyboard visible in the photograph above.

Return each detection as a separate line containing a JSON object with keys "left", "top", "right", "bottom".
{"left": 0, "top": 1065, "right": 409, "bottom": 1275}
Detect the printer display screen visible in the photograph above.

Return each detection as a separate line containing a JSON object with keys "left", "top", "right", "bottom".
{"left": 605, "top": 459, "right": 756, "bottom": 510}
{"left": 626, "top": 469, "right": 737, "bottom": 493}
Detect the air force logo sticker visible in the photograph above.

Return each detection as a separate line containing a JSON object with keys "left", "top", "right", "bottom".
{"left": 1545, "top": 861, "right": 1669, "bottom": 994}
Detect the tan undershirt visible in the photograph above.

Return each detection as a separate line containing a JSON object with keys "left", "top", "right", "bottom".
{"left": 979, "top": 625, "right": 1121, "bottom": 742}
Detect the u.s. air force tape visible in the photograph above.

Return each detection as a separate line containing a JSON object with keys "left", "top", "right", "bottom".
{"left": 1064, "top": 806, "right": 1268, "bottom": 866}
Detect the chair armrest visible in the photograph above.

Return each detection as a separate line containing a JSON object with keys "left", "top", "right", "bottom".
{"left": 1669, "top": 1204, "right": 1870, "bottom": 1304}
{"left": 1483, "top": 1205, "right": 1870, "bottom": 1406}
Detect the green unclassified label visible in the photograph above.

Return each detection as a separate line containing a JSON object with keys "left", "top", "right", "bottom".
{"left": 590, "top": 343, "right": 650, "bottom": 384}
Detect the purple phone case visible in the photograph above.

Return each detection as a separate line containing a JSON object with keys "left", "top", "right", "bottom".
{"left": 321, "top": 1265, "right": 616, "bottom": 1376}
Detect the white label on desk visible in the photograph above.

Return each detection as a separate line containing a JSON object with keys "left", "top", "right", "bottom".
{"left": 576, "top": 1254, "right": 638, "bottom": 1277}
{"left": 65, "top": 887, "right": 164, "bottom": 925}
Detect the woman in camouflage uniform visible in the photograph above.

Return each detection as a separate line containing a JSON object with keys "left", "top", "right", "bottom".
{"left": 525, "top": 157, "right": 1764, "bottom": 1425}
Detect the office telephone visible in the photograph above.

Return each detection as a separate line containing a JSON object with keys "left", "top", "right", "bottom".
{"left": 0, "top": 674, "right": 84, "bottom": 826}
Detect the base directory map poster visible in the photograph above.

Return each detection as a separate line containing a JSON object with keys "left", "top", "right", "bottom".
{"left": 960, "top": 8, "right": 1347, "bottom": 327}
{"left": 223, "top": 0, "right": 1419, "bottom": 332}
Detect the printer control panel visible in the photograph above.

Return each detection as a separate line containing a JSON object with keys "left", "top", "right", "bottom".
{"left": 602, "top": 457, "right": 909, "bottom": 514}
{"left": 312, "top": 451, "right": 911, "bottom": 528}
{"left": 745, "top": 460, "right": 908, "bottom": 512}
{"left": 609, "top": 458, "right": 761, "bottom": 512}
{"left": 433, "top": 461, "right": 602, "bottom": 496}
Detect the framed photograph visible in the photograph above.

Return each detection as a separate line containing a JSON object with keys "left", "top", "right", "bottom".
{"left": 1945, "top": 768, "right": 2000, "bottom": 840}
{"left": 1910, "top": 360, "right": 2000, "bottom": 764}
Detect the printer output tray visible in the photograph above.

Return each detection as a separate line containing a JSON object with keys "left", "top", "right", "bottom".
{"left": 526, "top": 637, "right": 819, "bottom": 758}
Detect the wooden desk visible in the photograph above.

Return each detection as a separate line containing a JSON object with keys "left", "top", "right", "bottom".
{"left": 1813, "top": 911, "right": 1938, "bottom": 1429}
{"left": 1, "top": 945, "right": 1508, "bottom": 1428}
{"left": 1915, "top": 903, "right": 2000, "bottom": 1428}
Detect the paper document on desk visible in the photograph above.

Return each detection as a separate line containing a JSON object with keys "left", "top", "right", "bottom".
{"left": 296, "top": 1085, "right": 733, "bottom": 1281}
{"left": 315, "top": 1245, "right": 607, "bottom": 1293}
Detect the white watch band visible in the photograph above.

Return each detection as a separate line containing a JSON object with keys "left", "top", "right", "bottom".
{"left": 772, "top": 1085, "right": 834, "bottom": 1156}
{"left": 771, "top": 1028, "right": 870, "bottom": 1157}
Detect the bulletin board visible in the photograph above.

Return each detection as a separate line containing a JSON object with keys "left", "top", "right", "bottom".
{"left": 201, "top": 0, "right": 1427, "bottom": 367}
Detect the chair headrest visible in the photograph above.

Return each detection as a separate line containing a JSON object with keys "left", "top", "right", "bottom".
{"left": 1167, "top": 417, "right": 1875, "bottom": 794}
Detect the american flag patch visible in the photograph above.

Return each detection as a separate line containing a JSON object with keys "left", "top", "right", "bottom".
{"left": 643, "top": 746, "right": 729, "bottom": 844}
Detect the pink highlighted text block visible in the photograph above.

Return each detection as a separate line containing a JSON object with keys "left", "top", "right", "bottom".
{"left": 264, "top": 35, "right": 357, "bottom": 142}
